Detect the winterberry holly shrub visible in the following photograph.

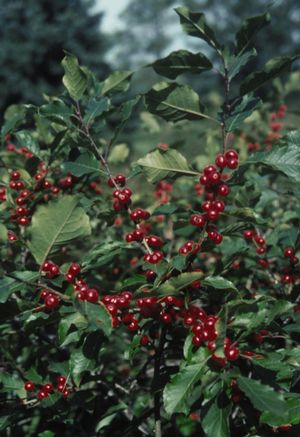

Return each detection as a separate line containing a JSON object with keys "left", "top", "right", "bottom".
{"left": 1, "top": 7, "right": 300, "bottom": 437}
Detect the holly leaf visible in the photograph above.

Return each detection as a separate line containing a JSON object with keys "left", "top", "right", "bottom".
{"left": 61, "top": 53, "right": 87, "bottom": 100}
{"left": 236, "top": 12, "right": 271, "bottom": 53}
{"left": 150, "top": 50, "right": 212, "bottom": 79}
{"left": 163, "top": 348, "right": 209, "bottom": 415}
{"left": 240, "top": 55, "right": 300, "bottom": 95}
{"left": 101, "top": 70, "right": 132, "bottom": 95}
{"left": 145, "top": 82, "right": 208, "bottom": 122}
{"left": 202, "top": 400, "right": 231, "bottom": 437}
{"left": 175, "top": 7, "right": 222, "bottom": 52}
{"left": 202, "top": 276, "right": 237, "bottom": 292}
{"left": 28, "top": 196, "right": 91, "bottom": 264}
{"left": 158, "top": 271, "right": 204, "bottom": 296}
{"left": 237, "top": 376, "right": 287, "bottom": 416}
{"left": 62, "top": 152, "right": 105, "bottom": 177}
{"left": 136, "top": 148, "right": 198, "bottom": 183}
{"left": 225, "top": 95, "right": 261, "bottom": 132}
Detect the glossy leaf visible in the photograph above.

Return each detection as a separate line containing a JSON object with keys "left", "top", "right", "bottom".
{"left": 151, "top": 50, "right": 212, "bottom": 79}
{"left": 145, "top": 82, "right": 208, "bottom": 122}
{"left": 158, "top": 271, "right": 204, "bottom": 295}
{"left": 225, "top": 95, "right": 261, "bottom": 132}
{"left": 0, "top": 271, "right": 39, "bottom": 303}
{"left": 240, "top": 55, "right": 300, "bottom": 95}
{"left": 163, "top": 348, "right": 209, "bottom": 415}
{"left": 101, "top": 70, "right": 132, "bottom": 95}
{"left": 227, "top": 49, "right": 257, "bottom": 81}
{"left": 236, "top": 13, "right": 271, "bottom": 53}
{"left": 202, "top": 400, "right": 231, "bottom": 437}
{"left": 237, "top": 376, "right": 287, "bottom": 415}
{"left": 175, "top": 7, "right": 222, "bottom": 52}
{"left": 28, "top": 196, "right": 91, "bottom": 264}
{"left": 61, "top": 53, "right": 87, "bottom": 100}
{"left": 202, "top": 276, "right": 238, "bottom": 292}
{"left": 137, "top": 148, "right": 198, "bottom": 183}
{"left": 62, "top": 152, "right": 104, "bottom": 177}
{"left": 15, "top": 130, "right": 42, "bottom": 160}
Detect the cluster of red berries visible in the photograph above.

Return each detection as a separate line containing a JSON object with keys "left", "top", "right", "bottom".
{"left": 89, "top": 178, "right": 102, "bottom": 195}
{"left": 179, "top": 240, "right": 200, "bottom": 255}
{"left": 40, "top": 289, "right": 60, "bottom": 309}
{"left": 186, "top": 149, "right": 239, "bottom": 250}
{"left": 5, "top": 134, "right": 33, "bottom": 159}
{"left": 154, "top": 180, "right": 173, "bottom": 204}
{"left": 243, "top": 229, "right": 268, "bottom": 267}
{"left": 42, "top": 260, "right": 60, "bottom": 278}
{"left": 281, "top": 246, "right": 298, "bottom": 284}
{"left": 24, "top": 375, "right": 70, "bottom": 399}
{"left": 74, "top": 279, "right": 100, "bottom": 302}
{"left": 0, "top": 187, "right": 7, "bottom": 202}
{"left": 65, "top": 263, "right": 81, "bottom": 283}
{"left": 265, "top": 104, "right": 287, "bottom": 147}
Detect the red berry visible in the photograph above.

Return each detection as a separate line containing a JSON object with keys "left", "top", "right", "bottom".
{"left": 258, "top": 259, "right": 269, "bottom": 269}
{"left": 256, "top": 247, "right": 266, "bottom": 255}
{"left": 254, "top": 235, "right": 265, "bottom": 246}
{"left": 208, "top": 171, "right": 221, "bottom": 185}
{"left": 226, "top": 158, "right": 238, "bottom": 169}
{"left": 57, "top": 376, "right": 67, "bottom": 385}
{"left": 215, "top": 154, "right": 227, "bottom": 169}
{"left": 43, "top": 383, "right": 53, "bottom": 393}
{"left": 190, "top": 214, "right": 206, "bottom": 227}
{"left": 17, "top": 216, "right": 30, "bottom": 226}
{"left": 192, "top": 335, "right": 203, "bottom": 347}
{"left": 24, "top": 381, "right": 35, "bottom": 391}
{"left": 160, "top": 312, "right": 172, "bottom": 324}
{"left": 225, "top": 347, "right": 240, "bottom": 361}
{"left": 140, "top": 335, "right": 150, "bottom": 346}
{"left": 10, "top": 170, "right": 21, "bottom": 180}
{"left": 225, "top": 149, "right": 238, "bottom": 160}
{"left": 68, "top": 263, "right": 81, "bottom": 276}
{"left": 86, "top": 288, "right": 99, "bottom": 303}
{"left": 44, "top": 294, "right": 60, "bottom": 309}
{"left": 284, "top": 247, "right": 294, "bottom": 258}
{"left": 37, "top": 390, "right": 48, "bottom": 400}
{"left": 290, "top": 256, "right": 299, "bottom": 265}
{"left": 243, "top": 229, "right": 254, "bottom": 239}
{"left": 217, "top": 184, "right": 230, "bottom": 196}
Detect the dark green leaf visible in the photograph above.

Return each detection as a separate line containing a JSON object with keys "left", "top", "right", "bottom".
{"left": 202, "top": 400, "right": 231, "bottom": 437}
{"left": 163, "top": 348, "right": 209, "bottom": 415}
{"left": 227, "top": 49, "right": 257, "bottom": 81}
{"left": 225, "top": 95, "right": 261, "bottom": 132}
{"left": 83, "top": 97, "right": 110, "bottom": 124}
{"left": 151, "top": 50, "right": 212, "bottom": 79}
{"left": 158, "top": 271, "right": 204, "bottom": 296}
{"left": 237, "top": 376, "right": 287, "bottom": 415}
{"left": 240, "top": 55, "right": 300, "bottom": 95}
{"left": 145, "top": 82, "right": 209, "bottom": 122}
{"left": 15, "top": 130, "right": 42, "bottom": 160}
{"left": 236, "top": 13, "right": 271, "bottom": 53}
{"left": 62, "top": 152, "right": 104, "bottom": 177}
{"left": 175, "top": 7, "right": 222, "bottom": 52}
{"left": 0, "top": 271, "right": 39, "bottom": 303}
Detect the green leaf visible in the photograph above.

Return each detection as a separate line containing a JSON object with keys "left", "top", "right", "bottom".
{"left": 70, "top": 349, "right": 94, "bottom": 386}
{"left": 237, "top": 376, "right": 287, "bottom": 416}
{"left": 0, "top": 271, "right": 39, "bottom": 303}
{"left": 163, "top": 348, "right": 209, "bottom": 415}
{"left": 150, "top": 50, "right": 212, "bottom": 79}
{"left": 62, "top": 152, "right": 104, "bottom": 177}
{"left": 246, "top": 141, "right": 300, "bottom": 183}
{"left": 158, "top": 271, "right": 204, "bottom": 296}
{"left": 225, "top": 95, "right": 261, "bottom": 132}
{"left": 175, "top": 7, "right": 222, "bottom": 52}
{"left": 136, "top": 148, "right": 198, "bottom": 183}
{"left": 236, "top": 13, "right": 271, "bottom": 53}
{"left": 28, "top": 196, "right": 91, "bottom": 264}
{"left": 82, "top": 241, "right": 130, "bottom": 270}
{"left": 15, "top": 130, "right": 42, "bottom": 160}
{"left": 145, "top": 82, "right": 209, "bottom": 123}
{"left": 108, "top": 143, "right": 129, "bottom": 164}
{"left": 202, "top": 276, "right": 237, "bottom": 292}
{"left": 109, "top": 96, "right": 140, "bottom": 146}
{"left": 0, "top": 223, "right": 7, "bottom": 242}
{"left": 58, "top": 312, "right": 87, "bottom": 344}
{"left": 227, "top": 49, "right": 257, "bottom": 81}
{"left": 83, "top": 302, "right": 112, "bottom": 336}
{"left": 240, "top": 55, "right": 300, "bottom": 95}
{"left": 83, "top": 97, "right": 110, "bottom": 125}
{"left": 61, "top": 53, "right": 87, "bottom": 100}
{"left": 101, "top": 70, "right": 132, "bottom": 95}
{"left": 202, "top": 400, "right": 231, "bottom": 437}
